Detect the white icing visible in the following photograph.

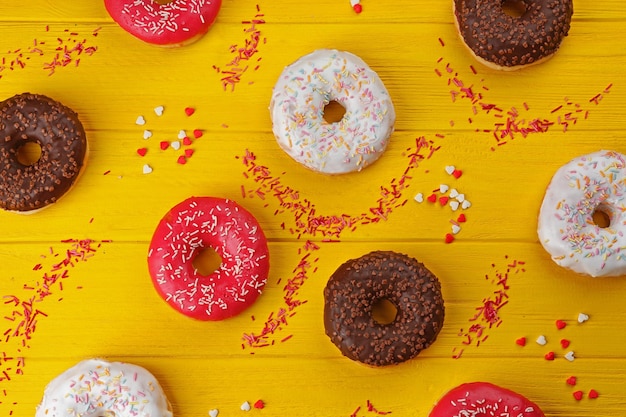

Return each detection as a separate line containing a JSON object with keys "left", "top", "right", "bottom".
{"left": 538, "top": 150, "right": 626, "bottom": 277}
{"left": 269, "top": 49, "right": 395, "bottom": 174}
{"left": 35, "top": 358, "right": 172, "bottom": 417}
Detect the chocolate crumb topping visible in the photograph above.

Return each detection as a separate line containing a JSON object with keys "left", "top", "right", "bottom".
{"left": 323, "top": 251, "right": 445, "bottom": 366}
{"left": 0, "top": 93, "right": 87, "bottom": 212}
{"left": 453, "top": 0, "right": 573, "bottom": 68}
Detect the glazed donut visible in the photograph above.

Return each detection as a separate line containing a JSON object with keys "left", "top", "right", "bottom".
{"left": 429, "top": 382, "right": 545, "bottom": 417}
{"left": 104, "top": 0, "right": 222, "bottom": 47}
{"left": 453, "top": 0, "right": 573, "bottom": 70}
{"left": 323, "top": 251, "right": 445, "bottom": 366}
{"left": 0, "top": 93, "right": 88, "bottom": 214}
{"left": 538, "top": 150, "right": 626, "bottom": 277}
{"left": 148, "top": 196, "right": 270, "bottom": 320}
{"left": 269, "top": 49, "right": 396, "bottom": 174}
{"left": 36, "top": 358, "right": 173, "bottom": 417}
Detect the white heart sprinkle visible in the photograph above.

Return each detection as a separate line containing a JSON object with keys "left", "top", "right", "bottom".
{"left": 449, "top": 189, "right": 459, "bottom": 198}
{"left": 449, "top": 201, "right": 460, "bottom": 211}
{"left": 461, "top": 200, "right": 472, "bottom": 209}
{"left": 142, "top": 164, "right": 153, "bottom": 174}
{"left": 240, "top": 401, "right": 251, "bottom": 412}
{"left": 208, "top": 409, "right": 219, "bottom": 417}
{"left": 178, "top": 129, "right": 187, "bottom": 139}
{"left": 452, "top": 225, "right": 461, "bottom": 234}
{"left": 536, "top": 335, "right": 547, "bottom": 346}
{"left": 143, "top": 130, "right": 152, "bottom": 140}
{"left": 440, "top": 184, "right": 449, "bottom": 193}
{"left": 414, "top": 193, "right": 424, "bottom": 203}
{"left": 350, "top": 0, "right": 360, "bottom": 6}
{"left": 578, "top": 313, "right": 589, "bottom": 323}
{"left": 171, "top": 141, "right": 181, "bottom": 150}
{"left": 445, "top": 165, "right": 455, "bottom": 175}
{"left": 565, "top": 351, "right": 575, "bottom": 362}
{"left": 135, "top": 115, "right": 146, "bottom": 126}
{"left": 154, "top": 105, "right": 164, "bottom": 116}
{"left": 456, "top": 193, "right": 465, "bottom": 203}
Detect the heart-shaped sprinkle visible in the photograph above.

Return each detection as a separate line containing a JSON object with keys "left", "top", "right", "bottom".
{"left": 445, "top": 165, "right": 455, "bottom": 175}
{"left": 544, "top": 351, "right": 555, "bottom": 361}
{"left": 185, "top": 149, "right": 194, "bottom": 158}
{"left": 452, "top": 169, "right": 463, "bottom": 179}
{"left": 177, "top": 155, "right": 187, "bottom": 165}
{"left": 193, "top": 129, "right": 203, "bottom": 138}
{"left": 414, "top": 193, "right": 424, "bottom": 203}
{"left": 461, "top": 200, "right": 472, "bottom": 209}
{"left": 160, "top": 141, "right": 169, "bottom": 150}
{"left": 566, "top": 376, "right": 577, "bottom": 386}
{"left": 171, "top": 141, "right": 181, "bottom": 151}
{"left": 452, "top": 225, "right": 461, "bottom": 235}
{"left": 455, "top": 193, "right": 465, "bottom": 202}
{"left": 240, "top": 401, "right": 251, "bottom": 412}
{"left": 154, "top": 105, "right": 164, "bottom": 116}
{"left": 439, "top": 196, "right": 449, "bottom": 206}
{"left": 440, "top": 184, "right": 449, "bottom": 193}
{"left": 560, "top": 338, "right": 571, "bottom": 349}
{"left": 253, "top": 400, "right": 265, "bottom": 409}
{"left": 573, "top": 391, "right": 584, "bottom": 401}
{"left": 183, "top": 136, "right": 193, "bottom": 146}
{"left": 208, "top": 409, "right": 219, "bottom": 417}
{"left": 588, "top": 389, "right": 599, "bottom": 399}
{"left": 564, "top": 351, "right": 575, "bottom": 362}
{"left": 185, "top": 107, "right": 195, "bottom": 116}
{"left": 142, "top": 164, "right": 153, "bottom": 174}
{"left": 445, "top": 233, "right": 455, "bottom": 244}
{"left": 135, "top": 115, "right": 146, "bottom": 126}
{"left": 536, "top": 335, "right": 547, "bottom": 346}
{"left": 515, "top": 337, "right": 526, "bottom": 347}
{"left": 427, "top": 194, "right": 437, "bottom": 203}
{"left": 178, "top": 130, "right": 187, "bottom": 139}
{"left": 136, "top": 148, "right": 147, "bottom": 157}
{"left": 143, "top": 130, "right": 153, "bottom": 140}
{"left": 449, "top": 189, "right": 459, "bottom": 198}
{"left": 578, "top": 313, "right": 589, "bottom": 323}
{"left": 556, "top": 319, "right": 567, "bottom": 330}
{"left": 457, "top": 213, "right": 467, "bottom": 223}
{"left": 449, "top": 201, "right": 460, "bottom": 211}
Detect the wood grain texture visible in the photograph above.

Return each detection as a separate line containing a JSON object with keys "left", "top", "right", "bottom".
{"left": 1, "top": 0, "right": 625, "bottom": 416}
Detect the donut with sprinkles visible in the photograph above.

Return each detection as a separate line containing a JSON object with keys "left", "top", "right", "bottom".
{"left": 148, "top": 196, "right": 270, "bottom": 320}
{"left": 104, "top": 0, "right": 222, "bottom": 47}
{"left": 270, "top": 49, "right": 396, "bottom": 174}
{"left": 538, "top": 150, "right": 626, "bottom": 277}
{"left": 36, "top": 358, "right": 173, "bottom": 417}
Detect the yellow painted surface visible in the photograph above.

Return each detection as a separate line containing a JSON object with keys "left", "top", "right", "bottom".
{"left": 1, "top": 0, "right": 626, "bottom": 416}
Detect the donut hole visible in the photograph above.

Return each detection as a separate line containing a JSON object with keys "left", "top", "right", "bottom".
{"left": 16, "top": 141, "right": 42, "bottom": 166}
{"left": 192, "top": 247, "right": 222, "bottom": 276}
{"left": 323, "top": 100, "right": 347, "bottom": 124}
{"left": 592, "top": 207, "right": 612, "bottom": 228}
{"left": 371, "top": 298, "right": 398, "bottom": 325}
{"left": 502, "top": 0, "right": 526, "bottom": 17}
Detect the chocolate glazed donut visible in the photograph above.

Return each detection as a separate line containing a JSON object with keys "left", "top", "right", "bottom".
{"left": 0, "top": 93, "right": 87, "bottom": 213}
{"left": 453, "top": 0, "right": 573, "bottom": 70}
{"left": 323, "top": 251, "right": 445, "bottom": 366}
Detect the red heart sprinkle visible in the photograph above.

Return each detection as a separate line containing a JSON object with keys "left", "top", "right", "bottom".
{"left": 177, "top": 155, "right": 187, "bottom": 165}
{"left": 452, "top": 169, "right": 463, "bottom": 178}
{"left": 185, "top": 149, "right": 194, "bottom": 158}
{"left": 439, "top": 196, "right": 449, "bottom": 206}
{"left": 184, "top": 107, "right": 195, "bottom": 116}
{"left": 515, "top": 337, "right": 526, "bottom": 347}
{"left": 136, "top": 148, "right": 147, "bottom": 157}
{"left": 427, "top": 194, "right": 437, "bottom": 203}
{"left": 566, "top": 376, "right": 577, "bottom": 386}
{"left": 588, "top": 389, "right": 599, "bottom": 399}
{"left": 445, "top": 233, "right": 455, "bottom": 244}
{"left": 183, "top": 136, "right": 192, "bottom": 146}
{"left": 253, "top": 400, "right": 265, "bottom": 409}
{"left": 160, "top": 141, "right": 169, "bottom": 150}
{"left": 457, "top": 213, "right": 467, "bottom": 223}
{"left": 573, "top": 391, "right": 584, "bottom": 401}
{"left": 556, "top": 320, "right": 567, "bottom": 330}
{"left": 560, "top": 339, "right": 571, "bottom": 349}
{"left": 193, "top": 129, "right": 203, "bottom": 138}
{"left": 353, "top": 3, "right": 362, "bottom": 13}
{"left": 544, "top": 351, "right": 555, "bottom": 361}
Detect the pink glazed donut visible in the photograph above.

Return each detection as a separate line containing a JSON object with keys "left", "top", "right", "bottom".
{"left": 148, "top": 196, "right": 270, "bottom": 320}
{"left": 104, "top": 0, "right": 222, "bottom": 47}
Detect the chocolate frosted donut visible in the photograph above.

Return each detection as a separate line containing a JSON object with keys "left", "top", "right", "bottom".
{"left": 0, "top": 93, "right": 88, "bottom": 213}
{"left": 323, "top": 251, "right": 445, "bottom": 366}
{"left": 453, "top": 0, "right": 573, "bottom": 70}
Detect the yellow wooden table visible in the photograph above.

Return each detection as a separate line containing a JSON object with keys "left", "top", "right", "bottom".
{"left": 1, "top": 0, "right": 625, "bottom": 416}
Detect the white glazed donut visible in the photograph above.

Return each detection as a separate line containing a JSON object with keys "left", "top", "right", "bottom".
{"left": 269, "top": 49, "right": 396, "bottom": 174}
{"left": 538, "top": 150, "right": 626, "bottom": 277}
{"left": 35, "top": 358, "right": 173, "bottom": 417}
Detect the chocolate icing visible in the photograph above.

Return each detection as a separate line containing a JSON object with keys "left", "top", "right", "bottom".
{"left": 0, "top": 93, "right": 87, "bottom": 212}
{"left": 323, "top": 251, "right": 445, "bottom": 366}
{"left": 453, "top": 0, "right": 573, "bottom": 68}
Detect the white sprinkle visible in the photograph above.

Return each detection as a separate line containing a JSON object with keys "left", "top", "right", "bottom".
{"left": 135, "top": 115, "right": 146, "bottom": 125}
{"left": 414, "top": 193, "right": 424, "bottom": 203}
{"left": 142, "top": 164, "right": 153, "bottom": 175}
{"left": 154, "top": 105, "right": 165, "bottom": 116}
{"left": 578, "top": 313, "right": 590, "bottom": 323}
{"left": 536, "top": 335, "right": 547, "bottom": 346}
{"left": 565, "top": 351, "right": 576, "bottom": 362}
{"left": 450, "top": 201, "right": 460, "bottom": 211}
{"left": 178, "top": 129, "right": 187, "bottom": 139}
{"left": 208, "top": 409, "right": 219, "bottom": 417}
{"left": 171, "top": 141, "right": 181, "bottom": 150}
{"left": 445, "top": 165, "right": 456, "bottom": 175}
{"left": 240, "top": 401, "right": 251, "bottom": 412}
{"left": 350, "top": 0, "right": 360, "bottom": 6}
{"left": 143, "top": 130, "right": 153, "bottom": 140}
{"left": 440, "top": 184, "right": 449, "bottom": 193}
{"left": 452, "top": 224, "right": 461, "bottom": 234}
{"left": 461, "top": 200, "right": 472, "bottom": 209}
{"left": 449, "top": 188, "right": 459, "bottom": 198}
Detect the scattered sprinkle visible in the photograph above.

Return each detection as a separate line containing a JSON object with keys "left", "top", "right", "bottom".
{"left": 142, "top": 164, "right": 153, "bottom": 174}
{"left": 588, "top": 389, "right": 599, "bottom": 399}
{"left": 240, "top": 401, "right": 251, "bottom": 412}
{"left": 515, "top": 337, "right": 526, "bottom": 347}
{"left": 253, "top": 400, "right": 265, "bottom": 409}
{"left": 209, "top": 409, "right": 219, "bottom": 417}
{"left": 536, "top": 335, "right": 547, "bottom": 346}
{"left": 143, "top": 130, "right": 153, "bottom": 140}
{"left": 566, "top": 376, "right": 577, "bottom": 386}
{"left": 560, "top": 338, "right": 571, "bottom": 349}
{"left": 184, "top": 107, "right": 195, "bottom": 117}
{"left": 573, "top": 391, "right": 584, "bottom": 401}
{"left": 577, "top": 312, "right": 589, "bottom": 323}
{"left": 136, "top": 148, "right": 147, "bottom": 157}
{"left": 545, "top": 351, "right": 555, "bottom": 361}
{"left": 556, "top": 319, "right": 567, "bottom": 330}
{"left": 564, "top": 351, "right": 575, "bottom": 362}
{"left": 135, "top": 115, "right": 146, "bottom": 126}
{"left": 154, "top": 105, "right": 165, "bottom": 116}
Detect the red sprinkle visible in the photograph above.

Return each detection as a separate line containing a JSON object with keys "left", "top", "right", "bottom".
{"left": 177, "top": 155, "right": 187, "bottom": 165}
{"left": 457, "top": 213, "right": 467, "bottom": 222}
{"left": 560, "top": 338, "right": 571, "bottom": 349}
{"left": 253, "top": 400, "right": 265, "bottom": 409}
{"left": 445, "top": 233, "right": 455, "bottom": 244}
{"left": 573, "top": 391, "right": 584, "bottom": 401}
{"left": 545, "top": 351, "right": 555, "bottom": 361}
{"left": 515, "top": 337, "right": 526, "bottom": 347}
{"left": 136, "top": 148, "right": 147, "bottom": 157}
{"left": 160, "top": 141, "right": 169, "bottom": 150}
{"left": 556, "top": 319, "right": 567, "bottom": 330}
{"left": 427, "top": 193, "right": 437, "bottom": 203}
{"left": 353, "top": 3, "right": 363, "bottom": 13}
{"left": 185, "top": 149, "right": 194, "bottom": 158}
{"left": 452, "top": 169, "right": 463, "bottom": 178}
{"left": 193, "top": 129, "right": 203, "bottom": 138}
{"left": 566, "top": 376, "right": 577, "bottom": 386}
{"left": 588, "top": 389, "right": 599, "bottom": 399}
{"left": 182, "top": 136, "right": 193, "bottom": 146}
{"left": 184, "top": 107, "right": 195, "bottom": 116}
{"left": 439, "top": 196, "right": 449, "bottom": 206}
